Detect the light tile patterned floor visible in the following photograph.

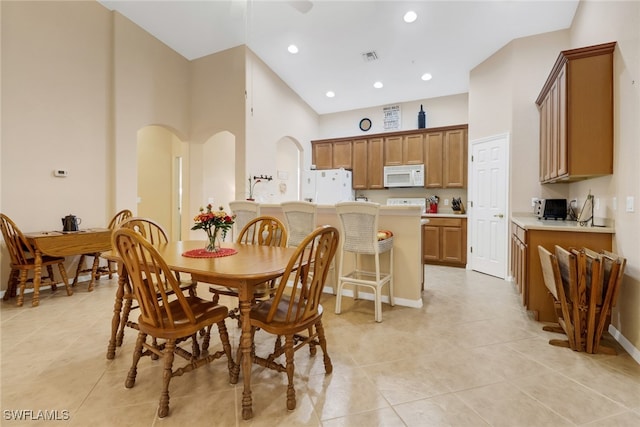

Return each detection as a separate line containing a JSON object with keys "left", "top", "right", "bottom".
{"left": 2, "top": 265, "right": 639, "bottom": 426}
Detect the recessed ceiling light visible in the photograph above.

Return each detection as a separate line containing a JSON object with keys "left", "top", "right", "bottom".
{"left": 373, "top": 81, "right": 383, "bottom": 89}
{"left": 421, "top": 73, "right": 433, "bottom": 81}
{"left": 404, "top": 11, "right": 417, "bottom": 23}
{"left": 287, "top": 44, "right": 299, "bottom": 54}
{"left": 326, "top": 91, "right": 335, "bottom": 98}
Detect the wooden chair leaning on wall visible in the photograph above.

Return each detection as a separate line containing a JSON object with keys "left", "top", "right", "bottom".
{"left": 246, "top": 225, "right": 339, "bottom": 411}
{"left": 72, "top": 209, "right": 132, "bottom": 289}
{"left": 193, "top": 215, "right": 288, "bottom": 323}
{"left": 116, "top": 217, "right": 197, "bottom": 348}
{"left": 112, "top": 227, "right": 234, "bottom": 418}
{"left": 1, "top": 213, "right": 73, "bottom": 307}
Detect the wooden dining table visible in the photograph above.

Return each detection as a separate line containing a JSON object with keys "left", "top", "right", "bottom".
{"left": 103, "top": 240, "right": 300, "bottom": 420}
{"left": 22, "top": 228, "right": 112, "bottom": 306}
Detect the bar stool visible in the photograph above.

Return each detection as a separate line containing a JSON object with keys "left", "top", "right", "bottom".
{"left": 281, "top": 201, "right": 337, "bottom": 293}
{"left": 335, "top": 201, "right": 394, "bottom": 322}
{"left": 229, "top": 200, "right": 260, "bottom": 241}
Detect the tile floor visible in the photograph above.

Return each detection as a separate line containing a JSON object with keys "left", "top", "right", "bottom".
{"left": 2, "top": 265, "right": 640, "bottom": 426}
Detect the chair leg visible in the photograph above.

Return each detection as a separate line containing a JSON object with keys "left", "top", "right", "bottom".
{"left": 308, "top": 327, "right": 317, "bottom": 356}
{"left": 73, "top": 255, "right": 85, "bottom": 287}
{"left": 46, "top": 265, "right": 57, "bottom": 291}
{"left": 315, "top": 320, "right": 332, "bottom": 374}
{"left": 216, "top": 320, "right": 235, "bottom": 381}
{"left": 17, "top": 270, "right": 28, "bottom": 307}
{"left": 57, "top": 263, "right": 73, "bottom": 296}
{"left": 388, "top": 248, "right": 395, "bottom": 306}
{"left": 284, "top": 335, "right": 296, "bottom": 410}
{"left": 375, "top": 287, "right": 383, "bottom": 323}
{"left": 117, "top": 297, "right": 134, "bottom": 346}
{"left": 125, "top": 332, "right": 146, "bottom": 388}
{"left": 158, "top": 340, "right": 176, "bottom": 418}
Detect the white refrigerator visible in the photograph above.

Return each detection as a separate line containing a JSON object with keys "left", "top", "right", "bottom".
{"left": 302, "top": 168, "right": 355, "bottom": 204}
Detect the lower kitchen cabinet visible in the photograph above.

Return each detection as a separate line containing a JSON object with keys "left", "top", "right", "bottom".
{"left": 510, "top": 220, "right": 613, "bottom": 322}
{"left": 423, "top": 217, "right": 467, "bottom": 267}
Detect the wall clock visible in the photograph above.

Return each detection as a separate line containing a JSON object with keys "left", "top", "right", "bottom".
{"left": 359, "top": 118, "right": 372, "bottom": 132}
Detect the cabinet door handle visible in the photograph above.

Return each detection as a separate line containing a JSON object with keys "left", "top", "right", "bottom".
{"left": 493, "top": 214, "right": 504, "bottom": 218}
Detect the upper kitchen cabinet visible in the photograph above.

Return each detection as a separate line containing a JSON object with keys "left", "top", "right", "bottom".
{"left": 536, "top": 42, "right": 616, "bottom": 184}
{"left": 311, "top": 139, "right": 352, "bottom": 170}
{"left": 424, "top": 125, "right": 468, "bottom": 188}
{"left": 384, "top": 134, "right": 424, "bottom": 166}
{"left": 352, "top": 137, "right": 384, "bottom": 189}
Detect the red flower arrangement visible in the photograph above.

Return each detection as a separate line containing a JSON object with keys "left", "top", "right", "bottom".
{"left": 192, "top": 204, "right": 235, "bottom": 251}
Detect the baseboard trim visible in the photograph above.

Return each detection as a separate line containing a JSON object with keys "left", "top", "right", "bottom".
{"left": 608, "top": 324, "right": 640, "bottom": 365}
{"left": 323, "top": 286, "right": 423, "bottom": 308}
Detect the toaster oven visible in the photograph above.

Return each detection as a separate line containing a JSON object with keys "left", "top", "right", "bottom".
{"left": 534, "top": 199, "right": 567, "bottom": 220}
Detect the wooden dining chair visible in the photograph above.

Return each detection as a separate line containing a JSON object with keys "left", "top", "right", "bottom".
{"left": 116, "top": 217, "right": 197, "bottom": 347}
{"left": 1, "top": 213, "right": 73, "bottom": 306}
{"left": 194, "top": 216, "right": 288, "bottom": 323}
{"left": 112, "top": 228, "right": 234, "bottom": 418}
{"left": 72, "top": 209, "right": 132, "bottom": 288}
{"left": 246, "top": 225, "right": 339, "bottom": 411}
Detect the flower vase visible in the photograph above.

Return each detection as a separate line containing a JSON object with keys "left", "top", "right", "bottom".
{"left": 205, "top": 227, "right": 222, "bottom": 252}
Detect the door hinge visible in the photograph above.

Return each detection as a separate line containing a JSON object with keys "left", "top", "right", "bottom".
{"left": 470, "top": 246, "right": 473, "bottom": 253}
{"left": 471, "top": 155, "right": 474, "bottom": 162}
{"left": 469, "top": 201, "right": 473, "bottom": 208}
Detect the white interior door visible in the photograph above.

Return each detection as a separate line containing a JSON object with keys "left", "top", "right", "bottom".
{"left": 469, "top": 133, "right": 509, "bottom": 278}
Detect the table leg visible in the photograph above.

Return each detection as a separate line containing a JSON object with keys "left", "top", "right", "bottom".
{"left": 239, "top": 282, "right": 254, "bottom": 420}
{"left": 107, "top": 263, "right": 126, "bottom": 360}
{"left": 88, "top": 254, "right": 100, "bottom": 291}
{"left": 32, "top": 250, "right": 43, "bottom": 307}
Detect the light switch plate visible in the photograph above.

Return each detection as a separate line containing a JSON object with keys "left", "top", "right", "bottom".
{"left": 626, "top": 196, "right": 635, "bottom": 213}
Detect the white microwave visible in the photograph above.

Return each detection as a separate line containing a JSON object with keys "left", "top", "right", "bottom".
{"left": 383, "top": 164, "right": 425, "bottom": 187}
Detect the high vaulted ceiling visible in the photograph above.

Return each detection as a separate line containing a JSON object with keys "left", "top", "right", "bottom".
{"left": 98, "top": 0, "right": 579, "bottom": 115}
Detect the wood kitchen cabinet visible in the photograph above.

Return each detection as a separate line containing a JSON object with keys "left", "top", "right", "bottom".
{"left": 311, "top": 140, "right": 352, "bottom": 170}
{"left": 510, "top": 220, "right": 613, "bottom": 322}
{"left": 424, "top": 126, "right": 468, "bottom": 188}
{"left": 352, "top": 138, "right": 384, "bottom": 189}
{"left": 422, "top": 217, "right": 467, "bottom": 267}
{"left": 536, "top": 42, "right": 615, "bottom": 183}
{"left": 384, "top": 133, "right": 424, "bottom": 166}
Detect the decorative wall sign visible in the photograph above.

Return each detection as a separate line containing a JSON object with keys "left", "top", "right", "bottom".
{"left": 383, "top": 104, "right": 401, "bottom": 130}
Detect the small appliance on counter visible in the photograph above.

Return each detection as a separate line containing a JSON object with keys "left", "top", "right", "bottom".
{"left": 426, "top": 195, "right": 439, "bottom": 214}
{"left": 534, "top": 198, "right": 567, "bottom": 220}
{"left": 451, "top": 197, "right": 465, "bottom": 214}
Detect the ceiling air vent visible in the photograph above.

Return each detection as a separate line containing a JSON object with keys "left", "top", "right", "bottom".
{"left": 362, "top": 51, "right": 378, "bottom": 62}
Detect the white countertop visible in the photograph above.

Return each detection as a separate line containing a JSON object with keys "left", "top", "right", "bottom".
{"left": 512, "top": 215, "right": 615, "bottom": 233}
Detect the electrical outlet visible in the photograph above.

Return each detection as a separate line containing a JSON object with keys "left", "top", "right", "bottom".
{"left": 444, "top": 199, "right": 449, "bottom": 206}
{"left": 626, "top": 196, "right": 635, "bottom": 213}
{"left": 531, "top": 197, "right": 539, "bottom": 207}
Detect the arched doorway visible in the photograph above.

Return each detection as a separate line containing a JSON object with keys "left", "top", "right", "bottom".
{"left": 137, "top": 126, "right": 186, "bottom": 241}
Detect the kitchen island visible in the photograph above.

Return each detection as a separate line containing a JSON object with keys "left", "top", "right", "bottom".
{"left": 260, "top": 204, "right": 424, "bottom": 308}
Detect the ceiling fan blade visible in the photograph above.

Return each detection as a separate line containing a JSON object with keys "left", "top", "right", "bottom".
{"left": 287, "top": 0, "right": 313, "bottom": 14}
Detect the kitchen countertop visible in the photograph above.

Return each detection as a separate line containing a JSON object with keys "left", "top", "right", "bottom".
{"left": 512, "top": 214, "right": 615, "bottom": 233}
{"left": 422, "top": 213, "right": 467, "bottom": 218}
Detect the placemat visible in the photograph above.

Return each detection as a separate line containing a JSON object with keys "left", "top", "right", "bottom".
{"left": 182, "top": 248, "right": 238, "bottom": 258}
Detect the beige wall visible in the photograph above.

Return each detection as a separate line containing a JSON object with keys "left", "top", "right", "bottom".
{"left": 469, "top": 1, "right": 640, "bottom": 355}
